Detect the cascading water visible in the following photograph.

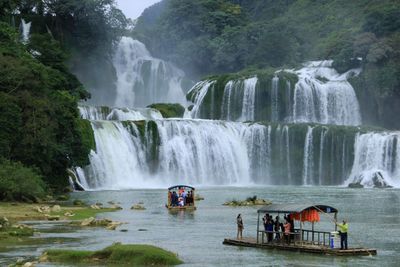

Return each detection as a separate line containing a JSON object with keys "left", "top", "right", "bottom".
{"left": 20, "top": 19, "right": 31, "bottom": 44}
{"left": 113, "top": 37, "right": 187, "bottom": 108}
{"left": 186, "top": 80, "right": 216, "bottom": 118}
{"left": 302, "top": 126, "right": 314, "bottom": 185}
{"left": 78, "top": 105, "right": 163, "bottom": 121}
{"left": 240, "top": 77, "right": 258, "bottom": 121}
{"left": 271, "top": 76, "right": 279, "bottom": 122}
{"left": 292, "top": 60, "right": 361, "bottom": 126}
{"left": 346, "top": 132, "right": 400, "bottom": 187}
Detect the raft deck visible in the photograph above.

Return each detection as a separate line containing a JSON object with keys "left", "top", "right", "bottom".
{"left": 223, "top": 238, "right": 377, "bottom": 256}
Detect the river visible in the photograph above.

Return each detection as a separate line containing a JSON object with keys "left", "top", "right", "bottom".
{"left": 1, "top": 186, "right": 399, "bottom": 266}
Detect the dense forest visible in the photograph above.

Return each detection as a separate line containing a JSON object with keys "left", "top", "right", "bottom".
{"left": 0, "top": 0, "right": 127, "bottom": 200}
{"left": 134, "top": 0, "right": 400, "bottom": 127}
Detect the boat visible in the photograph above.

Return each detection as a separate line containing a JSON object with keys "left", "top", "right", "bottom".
{"left": 165, "top": 185, "right": 197, "bottom": 211}
{"left": 223, "top": 203, "right": 377, "bottom": 256}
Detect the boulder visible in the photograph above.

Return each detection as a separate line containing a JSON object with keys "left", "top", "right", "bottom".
{"left": 81, "top": 217, "right": 95, "bottom": 226}
{"left": 131, "top": 204, "right": 145, "bottom": 210}
{"left": 23, "top": 262, "right": 35, "bottom": 267}
{"left": 348, "top": 182, "right": 363, "bottom": 188}
{"left": 51, "top": 205, "right": 61, "bottom": 212}
{"left": 64, "top": 212, "right": 75, "bottom": 217}
{"left": 47, "top": 215, "right": 60, "bottom": 221}
{"left": 90, "top": 204, "right": 101, "bottom": 210}
{"left": 110, "top": 204, "right": 123, "bottom": 210}
{"left": 0, "top": 216, "right": 9, "bottom": 228}
{"left": 106, "top": 221, "right": 122, "bottom": 230}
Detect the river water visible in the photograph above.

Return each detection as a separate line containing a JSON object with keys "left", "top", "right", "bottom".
{"left": 1, "top": 186, "right": 399, "bottom": 266}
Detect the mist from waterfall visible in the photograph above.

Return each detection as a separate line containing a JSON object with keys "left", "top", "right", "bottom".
{"left": 113, "top": 37, "right": 187, "bottom": 108}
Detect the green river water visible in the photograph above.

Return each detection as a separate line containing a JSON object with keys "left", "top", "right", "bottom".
{"left": 1, "top": 186, "right": 399, "bottom": 266}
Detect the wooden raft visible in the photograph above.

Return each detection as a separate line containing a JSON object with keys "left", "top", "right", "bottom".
{"left": 223, "top": 238, "right": 377, "bottom": 256}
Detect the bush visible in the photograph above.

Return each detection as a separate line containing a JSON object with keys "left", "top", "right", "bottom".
{"left": 0, "top": 160, "right": 47, "bottom": 202}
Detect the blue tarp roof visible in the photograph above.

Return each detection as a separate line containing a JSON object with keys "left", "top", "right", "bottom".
{"left": 257, "top": 203, "right": 338, "bottom": 214}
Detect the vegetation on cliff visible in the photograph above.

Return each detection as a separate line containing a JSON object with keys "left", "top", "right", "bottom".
{"left": 0, "top": 1, "right": 126, "bottom": 195}
{"left": 135, "top": 0, "right": 400, "bottom": 128}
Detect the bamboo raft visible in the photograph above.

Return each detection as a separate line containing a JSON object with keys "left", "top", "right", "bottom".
{"left": 223, "top": 237, "right": 377, "bottom": 256}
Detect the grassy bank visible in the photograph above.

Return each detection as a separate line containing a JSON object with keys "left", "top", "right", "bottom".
{"left": 0, "top": 202, "right": 116, "bottom": 222}
{"left": 43, "top": 243, "right": 183, "bottom": 266}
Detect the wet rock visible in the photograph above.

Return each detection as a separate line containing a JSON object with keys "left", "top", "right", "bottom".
{"left": 131, "top": 204, "right": 145, "bottom": 210}
{"left": 223, "top": 197, "right": 272, "bottom": 206}
{"left": 348, "top": 182, "right": 363, "bottom": 188}
{"left": 64, "top": 212, "right": 75, "bottom": 217}
{"left": 372, "top": 172, "right": 392, "bottom": 188}
{"left": 23, "top": 262, "right": 35, "bottom": 267}
{"left": 81, "top": 217, "right": 96, "bottom": 226}
{"left": 90, "top": 204, "right": 101, "bottom": 210}
{"left": 194, "top": 194, "right": 205, "bottom": 201}
{"left": 120, "top": 229, "right": 128, "bottom": 232}
{"left": 106, "top": 221, "right": 122, "bottom": 230}
{"left": 110, "top": 204, "right": 123, "bottom": 210}
{"left": 46, "top": 215, "right": 60, "bottom": 221}
{"left": 95, "top": 202, "right": 103, "bottom": 206}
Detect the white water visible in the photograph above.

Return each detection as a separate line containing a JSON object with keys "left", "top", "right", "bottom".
{"left": 292, "top": 60, "right": 361, "bottom": 126}
{"left": 271, "top": 76, "right": 279, "bottom": 122}
{"left": 186, "top": 80, "right": 216, "bottom": 118}
{"left": 78, "top": 105, "right": 162, "bottom": 121}
{"left": 20, "top": 19, "right": 31, "bottom": 44}
{"left": 240, "top": 77, "right": 258, "bottom": 121}
{"left": 347, "top": 132, "right": 400, "bottom": 187}
{"left": 113, "top": 37, "right": 187, "bottom": 108}
{"left": 221, "top": 80, "right": 235, "bottom": 120}
{"left": 302, "top": 126, "right": 314, "bottom": 185}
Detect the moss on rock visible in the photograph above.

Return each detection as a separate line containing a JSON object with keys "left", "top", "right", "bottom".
{"left": 147, "top": 103, "right": 185, "bottom": 118}
{"left": 43, "top": 243, "right": 182, "bottom": 266}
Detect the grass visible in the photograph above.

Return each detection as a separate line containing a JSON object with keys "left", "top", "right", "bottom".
{"left": 0, "top": 202, "right": 117, "bottom": 222}
{"left": 44, "top": 243, "right": 183, "bottom": 266}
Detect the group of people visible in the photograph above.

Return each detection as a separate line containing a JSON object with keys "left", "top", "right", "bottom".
{"left": 236, "top": 214, "right": 349, "bottom": 249}
{"left": 169, "top": 188, "right": 194, "bottom": 207}
{"left": 263, "top": 214, "right": 294, "bottom": 244}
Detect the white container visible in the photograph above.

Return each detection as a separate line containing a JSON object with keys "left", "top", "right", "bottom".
{"left": 330, "top": 231, "right": 341, "bottom": 248}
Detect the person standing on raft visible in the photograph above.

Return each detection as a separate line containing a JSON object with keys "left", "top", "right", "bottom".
{"left": 237, "top": 214, "right": 244, "bottom": 239}
{"left": 336, "top": 219, "right": 348, "bottom": 250}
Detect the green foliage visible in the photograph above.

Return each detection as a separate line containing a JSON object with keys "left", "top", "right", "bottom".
{"left": 147, "top": 103, "right": 185, "bottom": 118}
{"left": 0, "top": 160, "right": 46, "bottom": 202}
{"left": 46, "top": 243, "right": 183, "bottom": 265}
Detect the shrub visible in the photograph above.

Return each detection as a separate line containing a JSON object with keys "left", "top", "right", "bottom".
{"left": 0, "top": 160, "right": 47, "bottom": 202}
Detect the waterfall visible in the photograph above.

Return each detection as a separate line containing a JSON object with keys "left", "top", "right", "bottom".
{"left": 113, "top": 37, "right": 187, "bottom": 108}
{"left": 155, "top": 120, "right": 251, "bottom": 185}
{"left": 221, "top": 81, "right": 234, "bottom": 120}
{"left": 318, "top": 127, "right": 328, "bottom": 185}
{"left": 271, "top": 76, "right": 279, "bottom": 122}
{"left": 78, "top": 105, "right": 163, "bottom": 121}
{"left": 240, "top": 77, "right": 258, "bottom": 121}
{"left": 20, "top": 19, "right": 31, "bottom": 44}
{"left": 292, "top": 60, "right": 361, "bottom": 126}
{"left": 347, "top": 132, "right": 400, "bottom": 187}
{"left": 283, "top": 125, "right": 291, "bottom": 183}
{"left": 302, "top": 126, "right": 314, "bottom": 185}
{"left": 78, "top": 121, "right": 151, "bottom": 189}
{"left": 187, "top": 80, "right": 215, "bottom": 118}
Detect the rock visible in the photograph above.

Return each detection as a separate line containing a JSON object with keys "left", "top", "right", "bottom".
{"left": 194, "top": 194, "right": 204, "bottom": 201}
{"left": 90, "top": 204, "right": 101, "bottom": 210}
{"left": 372, "top": 172, "right": 392, "bottom": 188}
{"left": 107, "top": 201, "right": 115, "bottom": 205}
{"left": 95, "top": 202, "right": 103, "bottom": 206}
{"left": 64, "top": 212, "right": 75, "bottom": 217}
{"left": 51, "top": 205, "right": 61, "bottom": 212}
{"left": 106, "top": 221, "right": 122, "bottom": 230}
{"left": 110, "top": 204, "right": 123, "bottom": 210}
{"left": 348, "top": 182, "right": 363, "bottom": 188}
{"left": 223, "top": 197, "right": 272, "bottom": 206}
{"left": 95, "top": 218, "right": 113, "bottom": 226}
{"left": 0, "top": 216, "right": 9, "bottom": 228}
{"left": 47, "top": 215, "right": 60, "bottom": 221}
{"left": 138, "top": 228, "right": 148, "bottom": 231}
{"left": 81, "top": 217, "right": 95, "bottom": 226}
{"left": 39, "top": 252, "right": 48, "bottom": 263}
{"left": 131, "top": 204, "right": 145, "bottom": 210}
{"left": 73, "top": 199, "right": 85, "bottom": 206}
{"left": 120, "top": 229, "right": 128, "bottom": 232}
{"left": 23, "top": 262, "right": 35, "bottom": 267}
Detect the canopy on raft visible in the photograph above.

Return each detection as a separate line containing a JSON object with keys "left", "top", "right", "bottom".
{"left": 257, "top": 203, "right": 338, "bottom": 223}
{"left": 167, "top": 185, "right": 195, "bottom": 191}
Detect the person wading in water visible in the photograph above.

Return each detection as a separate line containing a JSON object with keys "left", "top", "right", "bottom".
{"left": 237, "top": 214, "right": 244, "bottom": 239}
